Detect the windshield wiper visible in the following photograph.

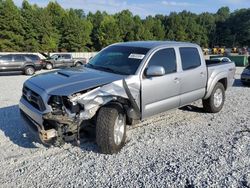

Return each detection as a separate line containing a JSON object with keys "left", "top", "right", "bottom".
{"left": 86, "top": 64, "right": 128, "bottom": 75}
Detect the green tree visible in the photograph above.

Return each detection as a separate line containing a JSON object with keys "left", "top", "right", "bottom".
{"left": 143, "top": 16, "right": 165, "bottom": 40}
{"left": 115, "top": 10, "right": 135, "bottom": 41}
{"left": 0, "top": 0, "right": 24, "bottom": 51}
{"left": 37, "top": 7, "right": 59, "bottom": 52}
{"left": 97, "top": 15, "right": 121, "bottom": 48}
{"left": 21, "top": 0, "right": 40, "bottom": 51}
{"left": 60, "top": 9, "right": 92, "bottom": 51}
{"left": 87, "top": 11, "right": 107, "bottom": 51}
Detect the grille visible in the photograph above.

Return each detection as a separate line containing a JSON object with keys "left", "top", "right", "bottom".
{"left": 22, "top": 86, "right": 46, "bottom": 111}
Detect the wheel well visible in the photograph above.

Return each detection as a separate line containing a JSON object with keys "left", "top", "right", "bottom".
{"left": 98, "top": 99, "right": 134, "bottom": 125}
{"left": 24, "top": 65, "right": 35, "bottom": 69}
{"left": 218, "top": 78, "right": 227, "bottom": 90}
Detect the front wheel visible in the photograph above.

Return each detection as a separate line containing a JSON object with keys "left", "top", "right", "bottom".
{"left": 96, "top": 104, "right": 126, "bottom": 154}
{"left": 202, "top": 82, "right": 225, "bottom": 113}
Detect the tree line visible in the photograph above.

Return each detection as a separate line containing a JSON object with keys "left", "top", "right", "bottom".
{"left": 0, "top": 0, "right": 249, "bottom": 52}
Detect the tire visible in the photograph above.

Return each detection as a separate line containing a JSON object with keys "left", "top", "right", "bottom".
{"left": 96, "top": 104, "right": 126, "bottom": 154}
{"left": 202, "top": 82, "right": 225, "bottom": 113}
{"left": 75, "top": 62, "right": 82, "bottom": 67}
{"left": 45, "top": 63, "right": 53, "bottom": 70}
{"left": 24, "top": 66, "right": 35, "bottom": 75}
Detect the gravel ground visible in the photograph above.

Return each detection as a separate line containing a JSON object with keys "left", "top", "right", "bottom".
{"left": 0, "top": 68, "right": 249, "bottom": 187}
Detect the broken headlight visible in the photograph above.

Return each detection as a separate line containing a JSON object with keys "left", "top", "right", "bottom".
{"left": 63, "top": 97, "right": 82, "bottom": 114}
{"left": 48, "top": 95, "right": 83, "bottom": 115}
{"left": 48, "top": 96, "right": 64, "bottom": 115}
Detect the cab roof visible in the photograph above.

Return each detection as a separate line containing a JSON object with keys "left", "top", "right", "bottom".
{"left": 113, "top": 41, "right": 199, "bottom": 49}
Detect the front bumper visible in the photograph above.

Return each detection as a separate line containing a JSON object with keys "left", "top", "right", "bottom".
{"left": 19, "top": 97, "right": 57, "bottom": 144}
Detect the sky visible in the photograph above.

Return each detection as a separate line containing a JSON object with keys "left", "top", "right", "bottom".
{"left": 13, "top": 0, "right": 250, "bottom": 17}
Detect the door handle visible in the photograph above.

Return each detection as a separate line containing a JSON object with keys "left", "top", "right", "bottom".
{"left": 200, "top": 72, "right": 205, "bottom": 77}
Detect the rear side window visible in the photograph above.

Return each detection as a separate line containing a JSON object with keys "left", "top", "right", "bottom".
{"left": 25, "top": 55, "right": 40, "bottom": 61}
{"left": 0, "top": 55, "right": 12, "bottom": 61}
{"left": 180, "top": 47, "right": 201, "bottom": 70}
{"left": 63, "top": 54, "right": 71, "bottom": 59}
{"left": 147, "top": 48, "right": 176, "bottom": 74}
{"left": 14, "top": 55, "right": 25, "bottom": 62}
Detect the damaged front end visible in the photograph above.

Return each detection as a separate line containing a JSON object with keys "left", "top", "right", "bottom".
{"left": 41, "top": 78, "right": 140, "bottom": 145}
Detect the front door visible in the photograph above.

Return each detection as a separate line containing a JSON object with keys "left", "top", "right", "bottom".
{"left": 56, "top": 55, "right": 65, "bottom": 67}
{"left": 141, "top": 48, "right": 181, "bottom": 119}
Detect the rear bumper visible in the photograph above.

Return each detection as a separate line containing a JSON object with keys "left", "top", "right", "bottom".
{"left": 241, "top": 75, "right": 250, "bottom": 83}
{"left": 35, "top": 64, "right": 43, "bottom": 70}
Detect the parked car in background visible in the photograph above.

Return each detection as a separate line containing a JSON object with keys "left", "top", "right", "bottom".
{"left": 0, "top": 54, "right": 42, "bottom": 75}
{"left": 19, "top": 41, "right": 236, "bottom": 154}
{"left": 43, "top": 54, "right": 87, "bottom": 70}
{"left": 238, "top": 47, "right": 249, "bottom": 55}
{"left": 210, "top": 57, "right": 232, "bottom": 63}
{"left": 241, "top": 65, "right": 250, "bottom": 85}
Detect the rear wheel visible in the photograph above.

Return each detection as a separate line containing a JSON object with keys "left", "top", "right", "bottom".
{"left": 202, "top": 82, "right": 225, "bottom": 113}
{"left": 96, "top": 104, "right": 126, "bottom": 154}
{"left": 46, "top": 63, "right": 53, "bottom": 70}
{"left": 24, "top": 66, "right": 35, "bottom": 75}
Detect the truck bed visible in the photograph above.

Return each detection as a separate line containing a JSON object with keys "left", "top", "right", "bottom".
{"left": 205, "top": 61, "right": 236, "bottom": 99}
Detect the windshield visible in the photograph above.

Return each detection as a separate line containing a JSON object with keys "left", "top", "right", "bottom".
{"left": 86, "top": 45, "right": 149, "bottom": 75}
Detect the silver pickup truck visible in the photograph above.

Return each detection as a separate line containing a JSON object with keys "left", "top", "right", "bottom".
{"left": 19, "top": 41, "right": 236, "bottom": 154}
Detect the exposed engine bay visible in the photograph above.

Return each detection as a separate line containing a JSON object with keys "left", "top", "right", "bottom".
{"left": 41, "top": 77, "right": 140, "bottom": 145}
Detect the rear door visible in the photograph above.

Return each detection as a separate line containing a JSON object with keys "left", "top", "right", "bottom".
{"left": 178, "top": 47, "right": 207, "bottom": 106}
{"left": 13, "top": 55, "right": 26, "bottom": 70}
{"left": 63, "top": 54, "right": 73, "bottom": 67}
{"left": 141, "top": 48, "right": 181, "bottom": 118}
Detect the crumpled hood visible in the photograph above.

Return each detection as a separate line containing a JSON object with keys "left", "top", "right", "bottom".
{"left": 25, "top": 67, "right": 125, "bottom": 96}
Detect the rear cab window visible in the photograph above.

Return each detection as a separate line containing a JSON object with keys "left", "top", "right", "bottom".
{"left": 63, "top": 54, "right": 71, "bottom": 59}
{"left": 179, "top": 47, "right": 201, "bottom": 70}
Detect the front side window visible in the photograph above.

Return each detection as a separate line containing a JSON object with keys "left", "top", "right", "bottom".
{"left": 86, "top": 45, "right": 149, "bottom": 75}
{"left": 180, "top": 47, "right": 201, "bottom": 70}
{"left": 147, "top": 48, "right": 177, "bottom": 74}
{"left": 49, "top": 54, "right": 59, "bottom": 60}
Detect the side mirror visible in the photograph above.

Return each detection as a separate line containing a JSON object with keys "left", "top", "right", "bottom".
{"left": 146, "top": 65, "right": 165, "bottom": 77}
